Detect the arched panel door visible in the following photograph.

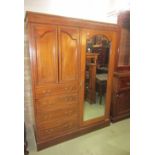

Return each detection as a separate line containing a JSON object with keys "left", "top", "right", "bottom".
{"left": 58, "top": 26, "right": 80, "bottom": 83}
{"left": 33, "top": 24, "right": 58, "bottom": 85}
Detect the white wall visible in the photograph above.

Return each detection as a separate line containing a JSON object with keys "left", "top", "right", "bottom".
{"left": 24, "top": 0, "right": 130, "bottom": 24}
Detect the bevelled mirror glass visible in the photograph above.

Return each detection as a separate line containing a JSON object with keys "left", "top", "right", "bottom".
{"left": 83, "top": 34, "right": 111, "bottom": 121}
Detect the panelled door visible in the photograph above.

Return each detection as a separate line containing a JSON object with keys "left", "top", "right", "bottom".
{"left": 58, "top": 26, "right": 79, "bottom": 83}
{"left": 32, "top": 24, "right": 58, "bottom": 86}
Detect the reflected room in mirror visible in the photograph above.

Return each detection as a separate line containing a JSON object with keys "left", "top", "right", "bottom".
{"left": 84, "top": 35, "right": 111, "bottom": 121}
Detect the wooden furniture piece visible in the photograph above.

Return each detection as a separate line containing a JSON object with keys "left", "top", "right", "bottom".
{"left": 25, "top": 11, "right": 120, "bottom": 150}
{"left": 86, "top": 53, "right": 98, "bottom": 103}
{"left": 111, "top": 72, "right": 130, "bottom": 122}
{"left": 117, "top": 11, "right": 130, "bottom": 68}
{"left": 96, "top": 74, "right": 107, "bottom": 104}
{"left": 111, "top": 11, "right": 130, "bottom": 122}
{"left": 86, "top": 53, "right": 98, "bottom": 64}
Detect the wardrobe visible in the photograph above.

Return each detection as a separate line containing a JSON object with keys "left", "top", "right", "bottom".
{"left": 25, "top": 12, "right": 120, "bottom": 150}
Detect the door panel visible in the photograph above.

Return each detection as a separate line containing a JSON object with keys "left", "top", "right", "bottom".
{"left": 59, "top": 27, "right": 79, "bottom": 83}
{"left": 33, "top": 24, "right": 58, "bottom": 85}
{"left": 117, "top": 90, "right": 130, "bottom": 115}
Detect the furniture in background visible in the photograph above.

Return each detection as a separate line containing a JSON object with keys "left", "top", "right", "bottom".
{"left": 111, "top": 11, "right": 130, "bottom": 122}
{"left": 26, "top": 12, "right": 120, "bottom": 150}
{"left": 96, "top": 74, "right": 107, "bottom": 104}
{"left": 85, "top": 53, "right": 98, "bottom": 103}
{"left": 111, "top": 72, "right": 130, "bottom": 122}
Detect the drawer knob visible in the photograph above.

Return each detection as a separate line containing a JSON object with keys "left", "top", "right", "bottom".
{"left": 116, "top": 94, "right": 120, "bottom": 97}
{"left": 126, "top": 82, "right": 130, "bottom": 86}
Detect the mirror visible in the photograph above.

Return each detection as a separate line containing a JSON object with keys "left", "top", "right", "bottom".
{"left": 83, "top": 34, "right": 111, "bottom": 121}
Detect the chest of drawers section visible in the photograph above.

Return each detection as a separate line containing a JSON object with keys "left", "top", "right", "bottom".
{"left": 34, "top": 92, "right": 79, "bottom": 142}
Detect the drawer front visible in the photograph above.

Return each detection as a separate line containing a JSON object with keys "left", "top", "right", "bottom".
{"left": 37, "top": 120, "right": 77, "bottom": 142}
{"left": 34, "top": 93, "right": 79, "bottom": 141}
{"left": 36, "top": 113, "right": 78, "bottom": 130}
{"left": 36, "top": 107, "right": 77, "bottom": 123}
{"left": 35, "top": 84, "right": 78, "bottom": 98}
{"left": 113, "top": 76, "right": 130, "bottom": 92}
{"left": 35, "top": 94, "right": 78, "bottom": 111}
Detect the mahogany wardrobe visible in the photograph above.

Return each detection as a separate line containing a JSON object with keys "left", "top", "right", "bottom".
{"left": 25, "top": 12, "right": 120, "bottom": 150}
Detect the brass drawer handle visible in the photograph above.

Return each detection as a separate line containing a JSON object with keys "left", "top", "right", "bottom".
{"left": 65, "top": 87, "right": 75, "bottom": 91}
{"left": 42, "top": 90, "right": 51, "bottom": 95}
{"left": 66, "top": 102, "right": 73, "bottom": 105}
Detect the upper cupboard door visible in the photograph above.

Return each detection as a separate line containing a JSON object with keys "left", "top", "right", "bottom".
{"left": 32, "top": 24, "right": 58, "bottom": 86}
{"left": 59, "top": 26, "right": 80, "bottom": 83}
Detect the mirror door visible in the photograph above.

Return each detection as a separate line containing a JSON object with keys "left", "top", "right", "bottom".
{"left": 81, "top": 29, "right": 111, "bottom": 123}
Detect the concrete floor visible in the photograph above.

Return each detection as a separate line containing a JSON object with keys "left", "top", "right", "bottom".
{"left": 29, "top": 118, "right": 130, "bottom": 155}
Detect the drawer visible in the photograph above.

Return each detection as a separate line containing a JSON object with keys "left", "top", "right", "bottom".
{"left": 113, "top": 76, "right": 130, "bottom": 92}
{"left": 36, "top": 107, "right": 78, "bottom": 124}
{"left": 37, "top": 120, "right": 78, "bottom": 141}
{"left": 35, "top": 84, "right": 78, "bottom": 98}
{"left": 36, "top": 113, "right": 78, "bottom": 129}
{"left": 35, "top": 94, "right": 78, "bottom": 111}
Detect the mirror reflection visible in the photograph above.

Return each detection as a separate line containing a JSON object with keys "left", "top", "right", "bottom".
{"left": 83, "top": 34, "right": 110, "bottom": 121}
